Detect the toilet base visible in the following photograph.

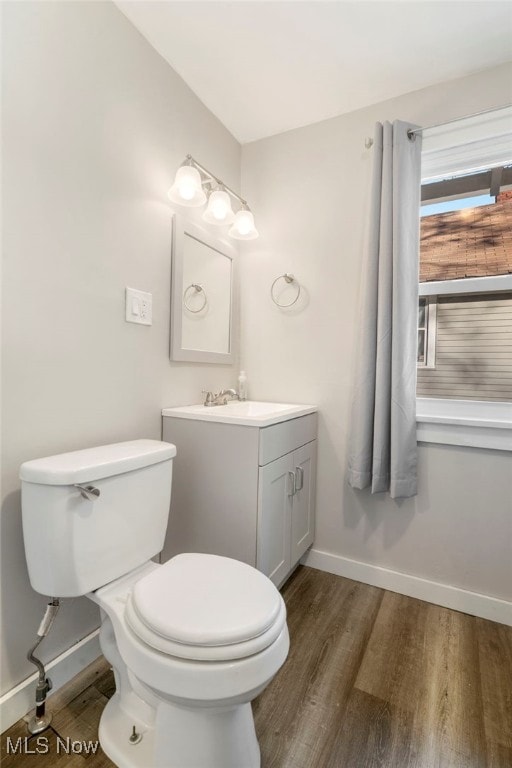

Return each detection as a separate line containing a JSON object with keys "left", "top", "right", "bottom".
{"left": 99, "top": 694, "right": 155, "bottom": 768}
{"left": 99, "top": 690, "right": 260, "bottom": 768}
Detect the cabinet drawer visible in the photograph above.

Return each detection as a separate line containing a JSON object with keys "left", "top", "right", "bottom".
{"left": 259, "top": 413, "right": 317, "bottom": 466}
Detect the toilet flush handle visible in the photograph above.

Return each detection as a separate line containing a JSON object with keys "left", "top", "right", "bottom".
{"left": 74, "top": 484, "right": 101, "bottom": 501}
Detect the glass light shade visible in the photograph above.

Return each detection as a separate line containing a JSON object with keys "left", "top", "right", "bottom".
{"left": 202, "top": 189, "right": 235, "bottom": 225}
{"left": 167, "top": 166, "right": 207, "bottom": 207}
{"left": 229, "top": 209, "right": 259, "bottom": 240}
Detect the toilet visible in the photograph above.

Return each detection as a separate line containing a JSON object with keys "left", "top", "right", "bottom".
{"left": 20, "top": 439, "right": 289, "bottom": 768}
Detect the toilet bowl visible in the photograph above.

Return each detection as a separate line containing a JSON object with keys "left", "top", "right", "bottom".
{"left": 91, "top": 555, "right": 289, "bottom": 768}
{"left": 20, "top": 440, "right": 289, "bottom": 768}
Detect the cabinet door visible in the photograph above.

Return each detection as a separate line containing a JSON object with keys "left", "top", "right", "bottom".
{"left": 291, "top": 440, "right": 317, "bottom": 565}
{"left": 257, "top": 453, "right": 293, "bottom": 586}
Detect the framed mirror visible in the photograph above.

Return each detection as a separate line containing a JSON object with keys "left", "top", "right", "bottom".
{"left": 170, "top": 215, "right": 237, "bottom": 364}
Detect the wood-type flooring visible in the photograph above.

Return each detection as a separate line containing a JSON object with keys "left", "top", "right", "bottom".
{"left": 2, "top": 566, "right": 511, "bottom": 767}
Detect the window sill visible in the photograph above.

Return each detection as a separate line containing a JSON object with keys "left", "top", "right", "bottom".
{"left": 416, "top": 397, "right": 512, "bottom": 451}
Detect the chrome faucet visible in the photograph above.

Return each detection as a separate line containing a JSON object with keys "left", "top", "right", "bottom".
{"left": 202, "top": 389, "right": 240, "bottom": 407}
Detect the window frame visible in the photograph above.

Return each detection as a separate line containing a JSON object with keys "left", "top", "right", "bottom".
{"left": 417, "top": 296, "right": 437, "bottom": 370}
{"left": 419, "top": 274, "right": 512, "bottom": 297}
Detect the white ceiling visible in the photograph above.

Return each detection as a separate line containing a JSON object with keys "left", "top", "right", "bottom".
{"left": 115, "top": 1, "right": 512, "bottom": 144}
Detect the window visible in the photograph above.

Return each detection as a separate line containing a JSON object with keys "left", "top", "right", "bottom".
{"left": 415, "top": 106, "right": 512, "bottom": 450}
{"left": 418, "top": 175, "right": 512, "bottom": 403}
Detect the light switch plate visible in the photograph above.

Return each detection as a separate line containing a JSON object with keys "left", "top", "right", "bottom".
{"left": 125, "top": 287, "right": 152, "bottom": 326}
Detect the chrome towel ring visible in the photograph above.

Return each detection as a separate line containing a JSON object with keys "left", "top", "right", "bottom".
{"left": 183, "top": 283, "right": 207, "bottom": 313}
{"left": 270, "top": 273, "right": 301, "bottom": 308}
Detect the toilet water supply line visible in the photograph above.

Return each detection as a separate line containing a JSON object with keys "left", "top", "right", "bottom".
{"left": 26, "top": 598, "right": 61, "bottom": 735}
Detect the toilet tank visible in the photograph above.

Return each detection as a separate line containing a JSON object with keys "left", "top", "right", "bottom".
{"left": 20, "top": 440, "right": 176, "bottom": 597}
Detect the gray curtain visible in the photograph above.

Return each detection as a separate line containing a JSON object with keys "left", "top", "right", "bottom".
{"left": 347, "top": 121, "right": 422, "bottom": 499}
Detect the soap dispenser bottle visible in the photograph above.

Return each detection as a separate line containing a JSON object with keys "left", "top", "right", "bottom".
{"left": 238, "top": 371, "right": 247, "bottom": 401}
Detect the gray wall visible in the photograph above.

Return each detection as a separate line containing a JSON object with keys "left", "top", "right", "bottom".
{"left": 417, "top": 293, "right": 512, "bottom": 400}
{"left": 1, "top": 1, "right": 240, "bottom": 695}
{"left": 240, "top": 62, "right": 512, "bottom": 603}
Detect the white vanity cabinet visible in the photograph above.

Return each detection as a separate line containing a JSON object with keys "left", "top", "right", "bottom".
{"left": 257, "top": 440, "right": 316, "bottom": 586}
{"left": 255, "top": 414, "right": 317, "bottom": 586}
{"left": 162, "top": 406, "right": 317, "bottom": 587}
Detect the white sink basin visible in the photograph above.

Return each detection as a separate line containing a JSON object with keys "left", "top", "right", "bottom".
{"left": 162, "top": 400, "right": 317, "bottom": 427}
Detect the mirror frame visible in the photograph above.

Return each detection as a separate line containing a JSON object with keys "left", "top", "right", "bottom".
{"left": 170, "top": 214, "right": 237, "bottom": 364}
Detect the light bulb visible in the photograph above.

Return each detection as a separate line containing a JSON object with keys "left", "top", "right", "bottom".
{"left": 229, "top": 209, "right": 259, "bottom": 240}
{"left": 237, "top": 215, "right": 251, "bottom": 235}
{"left": 180, "top": 183, "right": 195, "bottom": 201}
{"left": 203, "top": 189, "right": 235, "bottom": 225}
{"left": 168, "top": 166, "right": 206, "bottom": 207}
{"left": 211, "top": 196, "right": 229, "bottom": 220}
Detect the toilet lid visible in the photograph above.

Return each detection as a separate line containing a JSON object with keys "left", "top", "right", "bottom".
{"left": 130, "top": 553, "right": 282, "bottom": 648}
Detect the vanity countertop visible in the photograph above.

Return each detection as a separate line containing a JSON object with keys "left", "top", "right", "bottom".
{"left": 162, "top": 401, "right": 317, "bottom": 428}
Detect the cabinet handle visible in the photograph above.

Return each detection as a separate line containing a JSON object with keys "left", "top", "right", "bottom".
{"left": 288, "top": 471, "right": 296, "bottom": 497}
{"left": 294, "top": 466, "right": 304, "bottom": 492}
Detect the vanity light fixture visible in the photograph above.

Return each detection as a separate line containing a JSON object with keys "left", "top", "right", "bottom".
{"left": 169, "top": 155, "right": 258, "bottom": 239}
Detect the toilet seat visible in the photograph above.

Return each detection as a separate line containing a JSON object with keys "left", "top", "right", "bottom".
{"left": 125, "top": 553, "right": 286, "bottom": 661}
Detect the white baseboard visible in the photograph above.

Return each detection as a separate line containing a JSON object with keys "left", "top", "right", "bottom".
{"left": 302, "top": 549, "right": 512, "bottom": 627}
{"left": 0, "top": 629, "right": 101, "bottom": 733}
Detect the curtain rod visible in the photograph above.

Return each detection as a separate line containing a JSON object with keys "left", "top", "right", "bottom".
{"left": 364, "top": 103, "right": 511, "bottom": 148}
{"left": 407, "top": 103, "right": 511, "bottom": 138}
